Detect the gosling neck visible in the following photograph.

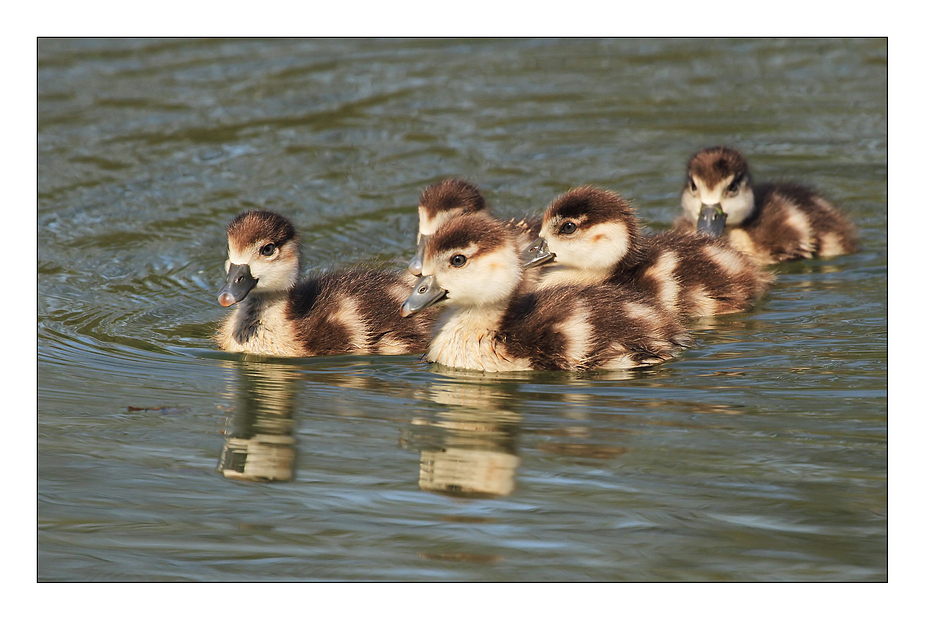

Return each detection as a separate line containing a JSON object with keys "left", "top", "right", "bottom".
{"left": 224, "top": 289, "right": 301, "bottom": 356}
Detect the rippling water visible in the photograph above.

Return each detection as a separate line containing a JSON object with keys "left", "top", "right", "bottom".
{"left": 38, "top": 38, "right": 886, "bottom": 581}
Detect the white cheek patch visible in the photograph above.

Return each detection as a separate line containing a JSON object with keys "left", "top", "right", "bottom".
{"left": 227, "top": 242, "right": 300, "bottom": 293}
{"left": 586, "top": 221, "right": 631, "bottom": 267}
{"left": 721, "top": 189, "right": 755, "bottom": 226}
{"left": 251, "top": 257, "right": 299, "bottom": 291}
{"left": 441, "top": 245, "right": 521, "bottom": 308}
{"left": 447, "top": 275, "right": 487, "bottom": 306}
{"left": 549, "top": 221, "right": 630, "bottom": 271}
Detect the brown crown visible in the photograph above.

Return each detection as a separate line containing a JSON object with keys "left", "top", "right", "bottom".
{"left": 545, "top": 186, "right": 638, "bottom": 234}
{"left": 687, "top": 146, "right": 750, "bottom": 188}
{"left": 418, "top": 178, "right": 488, "bottom": 219}
{"left": 226, "top": 210, "right": 298, "bottom": 248}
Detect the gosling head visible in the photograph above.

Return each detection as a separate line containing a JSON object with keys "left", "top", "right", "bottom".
{"left": 401, "top": 213, "right": 522, "bottom": 317}
{"left": 217, "top": 210, "right": 300, "bottom": 307}
{"left": 681, "top": 146, "right": 756, "bottom": 235}
{"left": 409, "top": 178, "right": 488, "bottom": 276}
{"left": 522, "top": 186, "right": 638, "bottom": 275}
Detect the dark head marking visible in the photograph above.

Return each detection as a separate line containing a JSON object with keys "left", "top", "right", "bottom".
{"left": 418, "top": 179, "right": 488, "bottom": 220}
{"left": 428, "top": 212, "right": 511, "bottom": 260}
{"left": 687, "top": 146, "right": 750, "bottom": 189}
{"left": 226, "top": 210, "right": 298, "bottom": 249}
{"left": 546, "top": 186, "right": 637, "bottom": 235}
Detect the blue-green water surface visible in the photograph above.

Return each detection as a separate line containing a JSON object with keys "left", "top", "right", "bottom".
{"left": 38, "top": 38, "right": 887, "bottom": 581}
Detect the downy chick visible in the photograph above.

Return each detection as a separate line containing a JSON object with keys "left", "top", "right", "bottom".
{"left": 400, "top": 212, "right": 690, "bottom": 372}
{"left": 409, "top": 178, "right": 540, "bottom": 276}
{"left": 524, "top": 186, "right": 772, "bottom": 318}
{"left": 676, "top": 145, "right": 857, "bottom": 264}
{"left": 216, "top": 210, "right": 435, "bottom": 357}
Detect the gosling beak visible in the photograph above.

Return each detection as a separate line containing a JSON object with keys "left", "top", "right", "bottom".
{"left": 408, "top": 234, "right": 431, "bottom": 276}
{"left": 218, "top": 263, "right": 258, "bottom": 307}
{"left": 696, "top": 204, "right": 727, "bottom": 237}
{"left": 400, "top": 274, "right": 447, "bottom": 317}
{"left": 521, "top": 237, "right": 555, "bottom": 269}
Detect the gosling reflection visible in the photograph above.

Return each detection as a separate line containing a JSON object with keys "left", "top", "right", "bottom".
{"left": 407, "top": 380, "right": 522, "bottom": 499}
{"left": 218, "top": 360, "right": 300, "bottom": 482}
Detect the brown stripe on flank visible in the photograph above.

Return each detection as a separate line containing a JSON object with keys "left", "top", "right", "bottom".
{"left": 418, "top": 179, "right": 488, "bottom": 219}
{"left": 227, "top": 210, "right": 298, "bottom": 248}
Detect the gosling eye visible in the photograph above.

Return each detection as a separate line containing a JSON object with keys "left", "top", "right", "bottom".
{"left": 450, "top": 254, "right": 467, "bottom": 267}
{"left": 689, "top": 178, "right": 697, "bottom": 192}
{"left": 559, "top": 221, "right": 578, "bottom": 235}
{"left": 260, "top": 243, "right": 277, "bottom": 257}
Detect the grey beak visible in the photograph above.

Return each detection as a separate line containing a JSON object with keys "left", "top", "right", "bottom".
{"left": 218, "top": 263, "right": 258, "bottom": 307}
{"left": 400, "top": 274, "right": 447, "bottom": 317}
{"left": 696, "top": 204, "right": 727, "bottom": 237}
{"left": 521, "top": 237, "right": 555, "bottom": 269}
{"left": 408, "top": 234, "right": 431, "bottom": 276}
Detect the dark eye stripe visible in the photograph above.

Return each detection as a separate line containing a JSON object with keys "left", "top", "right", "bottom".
{"left": 727, "top": 173, "right": 745, "bottom": 193}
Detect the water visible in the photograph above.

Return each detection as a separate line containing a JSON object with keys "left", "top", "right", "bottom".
{"left": 37, "top": 38, "right": 887, "bottom": 582}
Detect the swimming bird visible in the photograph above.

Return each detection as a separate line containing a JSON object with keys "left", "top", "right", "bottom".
{"left": 409, "top": 178, "right": 540, "bottom": 276}
{"left": 216, "top": 210, "right": 436, "bottom": 357}
{"left": 400, "top": 211, "right": 690, "bottom": 372}
{"left": 676, "top": 146, "right": 857, "bottom": 264}
{"left": 523, "top": 186, "right": 772, "bottom": 318}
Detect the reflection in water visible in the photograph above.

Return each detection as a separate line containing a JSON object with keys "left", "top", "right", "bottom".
{"left": 418, "top": 442, "right": 521, "bottom": 499}
{"left": 407, "top": 381, "right": 521, "bottom": 499}
{"left": 218, "top": 360, "right": 301, "bottom": 482}
{"left": 35, "top": 37, "right": 886, "bottom": 581}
